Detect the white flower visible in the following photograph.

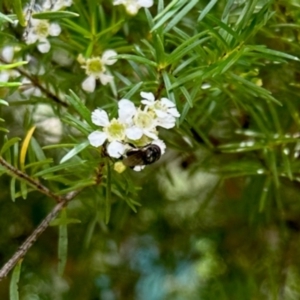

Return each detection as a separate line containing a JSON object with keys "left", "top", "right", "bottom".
{"left": 113, "top": 0, "right": 153, "bottom": 15}
{"left": 118, "top": 99, "right": 158, "bottom": 141}
{"left": 43, "top": 0, "right": 72, "bottom": 11}
{"left": 20, "top": 78, "right": 42, "bottom": 97}
{"left": 33, "top": 104, "right": 62, "bottom": 143}
{"left": 118, "top": 99, "right": 136, "bottom": 124}
{"left": 80, "top": 50, "right": 117, "bottom": 93}
{"left": 141, "top": 91, "right": 180, "bottom": 118}
{"left": 0, "top": 46, "right": 20, "bottom": 83}
{"left": 0, "top": 71, "right": 10, "bottom": 83}
{"left": 1, "top": 46, "right": 15, "bottom": 63}
{"left": 141, "top": 91, "right": 180, "bottom": 129}
{"left": 25, "top": 19, "right": 61, "bottom": 53}
{"left": 88, "top": 108, "right": 126, "bottom": 158}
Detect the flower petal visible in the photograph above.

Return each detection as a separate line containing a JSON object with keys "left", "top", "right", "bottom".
{"left": 138, "top": 0, "right": 153, "bottom": 8}
{"left": 26, "top": 31, "right": 38, "bottom": 44}
{"left": 113, "top": 0, "right": 123, "bottom": 4}
{"left": 107, "top": 140, "right": 125, "bottom": 158}
{"left": 1, "top": 46, "right": 14, "bottom": 62}
{"left": 102, "top": 50, "right": 117, "bottom": 65}
{"left": 118, "top": 99, "right": 136, "bottom": 123}
{"left": 125, "top": 126, "right": 143, "bottom": 140}
{"left": 0, "top": 72, "right": 9, "bottom": 82}
{"left": 88, "top": 131, "right": 107, "bottom": 147}
{"left": 82, "top": 75, "right": 96, "bottom": 92}
{"left": 133, "top": 165, "right": 145, "bottom": 172}
{"left": 143, "top": 130, "right": 158, "bottom": 140}
{"left": 49, "top": 23, "right": 61, "bottom": 36}
{"left": 154, "top": 109, "right": 168, "bottom": 118}
{"left": 168, "top": 107, "right": 180, "bottom": 117}
{"left": 156, "top": 115, "right": 176, "bottom": 129}
{"left": 37, "top": 39, "right": 51, "bottom": 53}
{"left": 99, "top": 73, "right": 114, "bottom": 85}
{"left": 126, "top": 4, "right": 139, "bottom": 15}
{"left": 91, "top": 109, "right": 110, "bottom": 126}
{"left": 161, "top": 97, "right": 175, "bottom": 107}
{"left": 140, "top": 91, "right": 155, "bottom": 102}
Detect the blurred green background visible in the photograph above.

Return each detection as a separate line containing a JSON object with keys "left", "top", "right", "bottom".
{"left": 1, "top": 0, "right": 300, "bottom": 299}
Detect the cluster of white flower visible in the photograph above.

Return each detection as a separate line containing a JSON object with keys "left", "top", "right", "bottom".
{"left": 25, "top": 19, "right": 61, "bottom": 53}
{"left": 88, "top": 92, "right": 180, "bottom": 171}
{"left": 24, "top": 0, "right": 73, "bottom": 53}
{"left": 113, "top": 0, "right": 153, "bottom": 15}
{"left": 78, "top": 51, "right": 118, "bottom": 93}
{"left": 43, "top": 0, "right": 72, "bottom": 11}
{"left": 0, "top": 46, "right": 20, "bottom": 83}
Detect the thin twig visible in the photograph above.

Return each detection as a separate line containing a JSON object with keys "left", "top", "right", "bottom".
{"left": 0, "top": 57, "right": 69, "bottom": 108}
{"left": 0, "top": 157, "right": 62, "bottom": 203}
{"left": 0, "top": 189, "right": 80, "bottom": 280}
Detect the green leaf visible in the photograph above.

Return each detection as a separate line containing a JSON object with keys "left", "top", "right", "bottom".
{"left": 282, "top": 148, "right": 293, "bottom": 181}
{"left": 198, "top": 0, "right": 218, "bottom": 21}
{"left": 43, "top": 143, "right": 77, "bottom": 150}
{"left": 32, "top": 11, "right": 79, "bottom": 20}
{"left": 105, "top": 159, "right": 111, "bottom": 224}
{"left": 12, "top": 0, "right": 25, "bottom": 26}
{"left": 116, "top": 54, "right": 157, "bottom": 67}
{"left": 0, "top": 12, "right": 14, "bottom": 24}
{"left": 164, "top": 0, "right": 199, "bottom": 33}
{"left": 247, "top": 45, "right": 300, "bottom": 61}
{"left": 0, "top": 127, "right": 10, "bottom": 133}
{"left": 66, "top": 90, "right": 93, "bottom": 127}
{"left": 10, "top": 177, "right": 16, "bottom": 202}
{"left": 152, "top": 0, "right": 187, "bottom": 31}
{"left": 83, "top": 216, "right": 97, "bottom": 249}
{"left": 51, "top": 218, "right": 81, "bottom": 226}
{"left": 34, "top": 160, "right": 87, "bottom": 177}
{"left": 122, "top": 82, "right": 144, "bottom": 99}
{"left": 180, "top": 86, "right": 193, "bottom": 107}
{"left": 60, "top": 140, "right": 90, "bottom": 164}
{"left": 20, "top": 181, "right": 27, "bottom": 200}
{"left": 162, "top": 71, "right": 176, "bottom": 102}
{"left": 9, "top": 259, "right": 22, "bottom": 300}
{"left": 62, "top": 114, "right": 91, "bottom": 135}
{"left": 55, "top": 179, "right": 95, "bottom": 195}
{"left": 229, "top": 73, "right": 281, "bottom": 105}
{"left": 61, "top": 19, "right": 92, "bottom": 37}
{"left": 0, "top": 82, "right": 22, "bottom": 87}
{"left": 0, "top": 137, "right": 21, "bottom": 155}
{"left": 166, "top": 31, "right": 208, "bottom": 64}
{"left": 0, "top": 61, "right": 27, "bottom": 70}
{"left": 24, "top": 159, "right": 53, "bottom": 170}
{"left": 95, "top": 20, "right": 124, "bottom": 39}
{"left": 58, "top": 209, "right": 68, "bottom": 276}
{"left": 0, "top": 99, "right": 9, "bottom": 106}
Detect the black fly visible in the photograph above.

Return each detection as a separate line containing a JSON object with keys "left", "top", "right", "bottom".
{"left": 122, "top": 144, "right": 161, "bottom": 168}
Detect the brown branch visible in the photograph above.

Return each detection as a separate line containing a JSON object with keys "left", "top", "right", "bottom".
{"left": 0, "top": 189, "right": 80, "bottom": 280}
{"left": 0, "top": 157, "right": 63, "bottom": 203}
{"left": 0, "top": 57, "right": 69, "bottom": 108}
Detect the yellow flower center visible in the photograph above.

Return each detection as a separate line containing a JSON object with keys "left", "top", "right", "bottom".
{"left": 86, "top": 57, "right": 104, "bottom": 76}
{"left": 36, "top": 21, "right": 50, "bottom": 38}
{"left": 134, "top": 110, "right": 155, "bottom": 129}
{"left": 104, "top": 119, "right": 125, "bottom": 141}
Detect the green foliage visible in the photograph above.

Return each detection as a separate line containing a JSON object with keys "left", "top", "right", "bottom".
{"left": 1, "top": 0, "right": 300, "bottom": 299}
